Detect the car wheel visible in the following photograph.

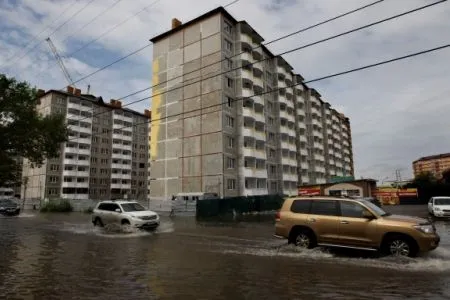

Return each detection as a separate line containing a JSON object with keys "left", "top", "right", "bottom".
{"left": 121, "top": 219, "right": 130, "bottom": 225}
{"left": 385, "top": 236, "right": 417, "bottom": 257}
{"left": 94, "top": 217, "right": 104, "bottom": 227}
{"left": 293, "top": 230, "right": 316, "bottom": 249}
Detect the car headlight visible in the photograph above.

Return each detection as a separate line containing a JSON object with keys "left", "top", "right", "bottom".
{"left": 434, "top": 207, "right": 441, "bottom": 211}
{"left": 414, "top": 224, "right": 434, "bottom": 234}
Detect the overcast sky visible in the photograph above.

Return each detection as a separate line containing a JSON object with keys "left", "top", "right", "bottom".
{"left": 0, "top": 0, "right": 449, "bottom": 182}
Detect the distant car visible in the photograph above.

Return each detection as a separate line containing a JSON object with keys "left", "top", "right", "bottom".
{"left": 0, "top": 199, "right": 21, "bottom": 216}
{"left": 428, "top": 197, "right": 450, "bottom": 218}
{"left": 92, "top": 201, "right": 160, "bottom": 230}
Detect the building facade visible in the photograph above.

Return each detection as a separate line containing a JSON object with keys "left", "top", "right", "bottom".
{"left": 413, "top": 153, "right": 450, "bottom": 179}
{"left": 149, "top": 7, "right": 353, "bottom": 203}
{"left": 21, "top": 87, "right": 150, "bottom": 201}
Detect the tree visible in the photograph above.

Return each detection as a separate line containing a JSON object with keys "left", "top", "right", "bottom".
{"left": 408, "top": 171, "right": 437, "bottom": 189}
{"left": 441, "top": 168, "right": 450, "bottom": 185}
{"left": 0, "top": 74, "right": 68, "bottom": 187}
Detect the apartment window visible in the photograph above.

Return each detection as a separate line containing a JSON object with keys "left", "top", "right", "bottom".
{"left": 102, "top": 138, "right": 109, "bottom": 143}
{"left": 225, "top": 39, "right": 232, "bottom": 51}
{"left": 101, "top": 148, "right": 109, "bottom": 154}
{"left": 226, "top": 77, "right": 233, "bottom": 88}
{"left": 226, "top": 58, "right": 232, "bottom": 69}
{"left": 226, "top": 136, "right": 234, "bottom": 148}
{"left": 226, "top": 96, "right": 233, "bottom": 107}
{"left": 50, "top": 164, "right": 59, "bottom": 171}
{"left": 268, "top": 117, "right": 274, "bottom": 126}
{"left": 224, "top": 21, "right": 232, "bottom": 34}
{"left": 91, "top": 157, "right": 97, "bottom": 163}
{"left": 100, "top": 169, "right": 108, "bottom": 175}
{"left": 226, "top": 116, "right": 234, "bottom": 128}
{"left": 92, "top": 137, "right": 98, "bottom": 143}
{"left": 102, "top": 128, "right": 109, "bottom": 134}
{"left": 227, "top": 157, "right": 235, "bottom": 169}
{"left": 227, "top": 179, "right": 236, "bottom": 190}
{"left": 48, "top": 188, "right": 58, "bottom": 195}
{"left": 268, "top": 132, "right": 275, "bottom": 141}
{"left": 101, "top": 158, "right": 108, "bottom": 164}
{"left": 91, "top": 168, "right": 97, "bottom": 174}
{"left": 90, "top": 178, "right": 97, "bottom": 184}
{"left": 49, "top": 176, "right": 58, "bottom": 183}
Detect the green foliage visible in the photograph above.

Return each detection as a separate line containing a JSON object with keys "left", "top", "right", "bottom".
{"left": 40, "top": 199, "right": 73, "bottom": 213}
{"left": 0, "top": 74, "right": 68, "bottom": 186}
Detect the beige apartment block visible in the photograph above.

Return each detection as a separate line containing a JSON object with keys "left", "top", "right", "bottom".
{"left": 21, "top": 87, "right": 150, "bottom": 202}
{"left": 413, "top": 153, "right": 450, "bottom": 179}
{"left": 148, "top": 7, "right": 354, "bottom": 203}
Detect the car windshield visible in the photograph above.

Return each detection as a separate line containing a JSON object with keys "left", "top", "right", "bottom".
{"left": 120, "top": 203, "right": 146, "bottom": 212}
{"left": 434, "top": 198, "right": 450, "bottom": 205}
{"left": 361, "top": 200, "right": 389, "bottom": 216}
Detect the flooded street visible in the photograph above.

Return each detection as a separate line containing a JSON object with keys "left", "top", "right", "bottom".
{"left": 1, "top": 206, "right": 450, "bottom": 299}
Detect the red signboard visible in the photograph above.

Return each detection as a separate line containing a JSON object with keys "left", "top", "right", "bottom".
{"left": 298, "top": 188, "right": 321, "bottom": 196}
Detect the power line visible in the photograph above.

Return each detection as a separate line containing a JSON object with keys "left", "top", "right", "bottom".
{"left": 21, "top": 43, "right": 450, "bottom": 181}
{"left": 0, "top": 0, "right": 79, "bottom": 69}
{"left": 62, "top": 0, "right": 444, "bottom": 125}
{"left": 60, "top": 0, "right": 125, "bottom": 48}
{"left": 223, "top": 0, "right": 241, "bottom": 8}
{"left": 6, "top": 0, "right": 96, "bottom": 73}
{"left": 67, "top": 0, "right": 162, "bottom": 58}
{"left": 37, "top": 0, "right": 385, "bottom": 115}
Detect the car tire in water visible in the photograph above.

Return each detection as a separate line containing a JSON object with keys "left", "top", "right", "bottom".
{"left": 93, "top": 218, "right": 104, "bottom": 227}
{"left": 383, "top": 234, "right": 418, "bottom": 258}
{"left": 290, "top": 228, "right": 316, "bottom": 249}
{"left": 121, "top": 219, "right": 130, "bottom": 225}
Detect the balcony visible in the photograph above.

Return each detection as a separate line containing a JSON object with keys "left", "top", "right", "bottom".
{"left": 77, "top": 137, "right": 91, "bottom": 145}
{"left": 297, "top": 107, "right": 306, "bottom": 116}
{"left": 297, "top": 122, "right": 306, "bottom": 130}
{"left": 279, "top": 110, "right": 289, "bottom": 120}
{"left": 111, "top": 163, "right": 132, "bottom": 170}
{"left": 61, "top": 193, "right": 89, "bottom": 200}
{"left": 253, "top": 95, "right": 264, "bottom": 106}
{"left": 253, "top": 61, "right": 263, "bottom": 73}
{"left": 315, "top": 166, "right": 326, "bottom": 173}
{"left": 63, "top": 170, "right": 89, "bottom": 177}
{"left": 65, "top": 147, "right": 91, "bottom": 156}
{"left": 334, "top": 143, "right": 342, "bottom": 149}
{"left": 63, "top": 158, "right": 90, "bottom": 166}
{"left": 278, "top": 94, "right": 288, "bottom": 105}
{"left": 242, "top": 88, "right": 253, "bottom": 98}
{"left": 283, "top": 174, "right": 298, "bottom": 182}
{"left": 316, "top": 178, "right": 327, "bottom": 184}
{"left": 112, "top": 153, "right": 132, "bottom": 160}
{"left": 280, "top": 141, "right": 290, "bottom": 150}
{"left": 62, "top": 181, "right": 89, "bottom": 188}
{"left": 242, "top": 127, "right": 254, "bottom": 138}
{"left": 113, "top": 133, "right": 132, "bottom": 142}
{"left": 312, "top": 130, "right": 322, "bottom": 138}
{"left": 113, "top": 113, "right": 132, "bottom": 123}
{"left": 301, "top": 176, "right": 309, "bottom": 183}
{"left": 277, "top": 65, "right": 288, "bottom": 77}
{"left": 329, "top": 159, "right": 335, "bottom": 165}
{"left": 313, "top": 142, "right": 324, "bottom": 150}
{"left": 240, "top": 51, "right": 254, "bottom": 65}
{"left": 254, "top": 112, "right": 265, "bottom": 123}
{"left": 299, "top": 148, "right": 308, "bottom": 156}
{"left": 254, "top": 130, "right": 265, "bottom": 141}
{"left": 314, "top": 154, "right": 325, "bottom": 161}
{"left": 312, "top": 118, "right": 322, "bottom": 127}
{"left": 300, "top": 162, "right": 309, "bottom": 169}
{"left": 254, "top": 169, "right": 267, "bottom": 178}
{"left": 112, "top": 143, "right": 133, "bottom": 151}
{"left": 344, "top": 157, "right": 351, "bottom": 163}
{"left": 336, "top": 161, "right": 343, "bottom": 168}
{"left": 240, "top": 33, "right": 255, "bottom": 46}
{"left": 111, "top": 183, "right": 132, "bottom": 190}
{"left": 111, "top": 173, "right": 132, "bottom": 180}
{"left": 311, "top": 106, "right": 321, "bottom": 116}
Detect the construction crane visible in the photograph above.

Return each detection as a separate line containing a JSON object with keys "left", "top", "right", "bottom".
{"left": 45, "top": 37, "right": 76, "bottom": 88}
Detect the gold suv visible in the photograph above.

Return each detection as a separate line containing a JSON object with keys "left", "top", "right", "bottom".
{"left": 274, "top": 196, "right": 440, "bottom": 257}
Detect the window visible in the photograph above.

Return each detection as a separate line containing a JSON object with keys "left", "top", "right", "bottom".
{"left": 224, "top": 21, "right": 232, "bottom": 34}
{"left": 227, "top": 179, "right": 236, "bottom": 190}
{"left": 50, "top": 164, "right": 59, "bottom": 171}
{"left": 226, "top": 77, "right": 233, "bottom": 88}
{"left": 340, "top": 201, "right": 366, "bottom": 218}
{"left": 310, "top": 200, "right": 338, "bottom": 216}
{"left": 226, "top": 58, "right": 232, "bottom": 69}
{"left": 291, "top": 200, "right": 311, "bottom": 213}
{"left": 225, "top": 39, "right": 232, "bottom": 51}
{"left": 49, "top": 176, "right": 58, "bottom": 183}
{"left": 227, "top": 136, "right": 234, "bottom": 148}
{"left": 227, "top": 157, "right": 235, "bottom": 169}
{"left": 226, "top": 116, "right": 234, "bottom": 127}
{"left": 226, "top": 96, "right": 233, "bottom": 107}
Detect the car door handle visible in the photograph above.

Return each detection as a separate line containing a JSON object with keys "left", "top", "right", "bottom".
{"left": 340, "top": 220, "right": 349, "bottom": 224}
{"left": 308, "top": 218, "right": 316, "bottom": 223}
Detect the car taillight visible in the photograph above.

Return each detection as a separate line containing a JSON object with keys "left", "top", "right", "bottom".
{"left": 275, "top": 211, "right": 281, "bottom": 220}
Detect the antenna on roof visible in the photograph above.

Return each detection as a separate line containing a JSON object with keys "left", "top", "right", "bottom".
{"left": 87, "top": 84, "right": 91, "bottom": 94}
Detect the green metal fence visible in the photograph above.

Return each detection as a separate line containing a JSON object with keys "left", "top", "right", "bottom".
{"left": 196, "top": 195, "right": 284, "bottom": 218}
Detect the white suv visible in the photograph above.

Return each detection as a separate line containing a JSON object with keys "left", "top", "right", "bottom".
{"left": 92, "top": 201, "right": 160, "bottom": 229}
{"left": 428, "top": 196, "right": 450, "bottom": 218}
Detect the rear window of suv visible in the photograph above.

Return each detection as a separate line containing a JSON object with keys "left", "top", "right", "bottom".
{"left": 291, "top": 200, "right": 311, "bottom": 213}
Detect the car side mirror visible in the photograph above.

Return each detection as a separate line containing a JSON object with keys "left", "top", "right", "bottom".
{"left": 362, "top": 210, "right": 375, "bottom": 219}
{"left": 115, "top": 208, "right": 121, "bottom": 213}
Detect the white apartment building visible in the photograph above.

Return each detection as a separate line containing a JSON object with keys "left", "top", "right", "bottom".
{"left": 148, "top": 7, "right": 354, "bottom": 202}
{"left": 22, "top": 87, "right": 150, "bottom": 202}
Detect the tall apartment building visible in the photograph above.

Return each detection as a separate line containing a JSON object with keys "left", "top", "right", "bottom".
{"left": 413, "top": 153, "right": 450, "bottom": 178}
{"left": 149, "top": 7, "right": 353, "bottom": 202}
{"left": 21, "top": 87, "right": 150, "bottom": 201}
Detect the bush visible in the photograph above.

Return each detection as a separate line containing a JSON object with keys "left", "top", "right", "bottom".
{"left": 40, "top": 199, "right": 73, "bottom": 213}
{"left": 83, "top": 207, "right": 94, "bottom": 214}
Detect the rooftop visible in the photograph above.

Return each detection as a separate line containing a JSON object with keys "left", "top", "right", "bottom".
{"left": 413, "top": 153, "right": 450, "bottom": 163}
{"left": 39, "top": 88, "right": 150, "bottom": 119}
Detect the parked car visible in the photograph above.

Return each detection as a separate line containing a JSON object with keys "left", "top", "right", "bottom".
{"left": 428, "top": 196, "right": 450, "bottom": 218}
{"left": 0, "top": 199, "right": 21, "bottom": 216}
{"left": 92, "top": 201, "right": 160, "bottom": 230}
{"left": 355, "top": 197, "right": 383, "bottom": 208}
{"left": 274, "top": 196, "right": 440, "bottom": 257}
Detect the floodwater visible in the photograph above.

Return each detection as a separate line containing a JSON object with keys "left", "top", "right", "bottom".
{"left": 1, "top": 206, "right": 450, "bottom": 300}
